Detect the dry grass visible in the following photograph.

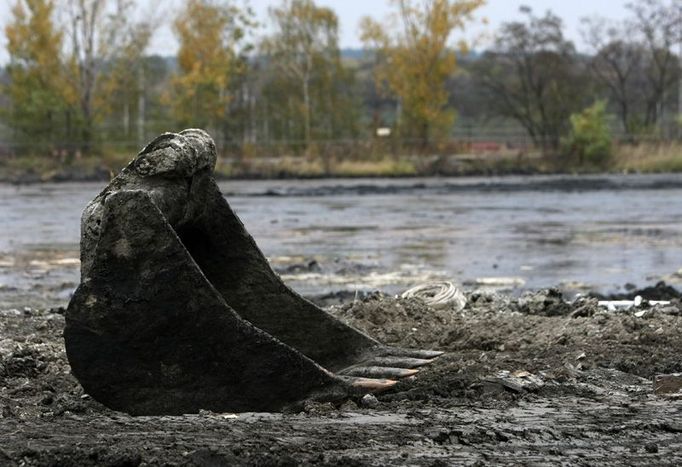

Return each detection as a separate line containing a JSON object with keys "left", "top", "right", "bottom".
{"left": 331, "top": 158, "right": 417, "bottom": 177}
{"left": 613, "top": 142, "right": 682, "bottom": 173}
{"left": 4, "top": 141, "right": 682, "bottom": 181}
{"left": 216, "top": 156, "right": 417, "bottom": 178}
{"left": 219, "top": 156, "right": 327, "bottom": 178}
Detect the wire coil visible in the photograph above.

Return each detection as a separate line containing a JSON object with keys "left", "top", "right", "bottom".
{"left": 401, "top": 281, "right": 467, "bottom": 311}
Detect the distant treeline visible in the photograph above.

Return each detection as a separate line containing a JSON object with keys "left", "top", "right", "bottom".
{"left": 1, "top": 0, "right": 681, "bottom": 167}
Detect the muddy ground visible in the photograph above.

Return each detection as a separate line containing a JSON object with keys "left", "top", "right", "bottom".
{"left": 1, "top": 287, "right": 682, "bottom": 466}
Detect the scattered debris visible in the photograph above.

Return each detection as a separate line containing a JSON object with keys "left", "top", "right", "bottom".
{"left": 654, "top": 374, "right": 682, "bottom": 396}
{"left": 570, "top": 297, "right": 601, "bottom": 318}
{"left": 360, "top": 394, "right": 379, "bottom": 408}
{"left": 598, "top": 295, "right": 671, "bottom": 311}
{"left": 482, "top": 370, "right": 545, "bottom": 393}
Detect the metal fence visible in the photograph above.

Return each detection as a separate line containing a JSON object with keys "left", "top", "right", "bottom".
{"left": 0, "top": 124, "right": 680, "bottom": 160}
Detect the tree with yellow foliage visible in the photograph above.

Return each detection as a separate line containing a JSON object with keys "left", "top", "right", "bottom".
{"left": 170, "top": 0, "right": 253, "bottom": 138}
{"left": 3, "top": 0, "right": 74, "bottom": 152}
{"left": 360, "top": 0, "right": 484, "bottom": 146}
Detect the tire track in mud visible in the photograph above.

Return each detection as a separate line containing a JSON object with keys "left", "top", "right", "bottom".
{"left": 2, "top": 400, "right": 681, "bottom": 465}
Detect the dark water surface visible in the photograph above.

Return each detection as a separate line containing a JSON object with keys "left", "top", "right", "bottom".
{"left": 1, "top": 174, "right": 681, "bottom": 307}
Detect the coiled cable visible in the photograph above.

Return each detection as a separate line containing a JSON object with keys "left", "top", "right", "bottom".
{"left": 401, "top": 281, "right": 467, "bottom": 311}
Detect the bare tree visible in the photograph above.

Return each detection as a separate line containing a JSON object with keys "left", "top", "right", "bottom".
{"left": 582, "top": 17, "right": 648, "bottom": 137}
{"left": 62, "top": 0, "right": 154, "bottom": 153}
{"left": 359, "top": 0, "right": 484, "bottom": 146}
{"left": 626, "top": 0, "right": 681, "bottom": 131}
{"left": 475, "top": 7, "right": 588, "bottom": 153}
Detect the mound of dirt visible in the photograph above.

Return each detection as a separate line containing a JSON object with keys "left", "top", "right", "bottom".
{"left": 331, "top": 289, "right": 682, "bottom": 404}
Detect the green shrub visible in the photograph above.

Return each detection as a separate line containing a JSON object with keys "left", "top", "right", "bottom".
{"left": 564, "top": 100, "right": 613, "bottom": 167}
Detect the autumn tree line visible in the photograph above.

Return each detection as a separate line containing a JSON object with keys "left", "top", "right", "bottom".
{"left": 1, "top": 0, "right": 681, "bottom": 167}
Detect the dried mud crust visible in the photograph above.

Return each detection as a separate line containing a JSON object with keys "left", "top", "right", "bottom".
{"left": 1, "top": 289, "right": 682, "bottom": 466}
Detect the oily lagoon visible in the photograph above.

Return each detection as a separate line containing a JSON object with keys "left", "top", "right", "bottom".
{"left": 1, "top": 173, "right": 682, "bottom": 308}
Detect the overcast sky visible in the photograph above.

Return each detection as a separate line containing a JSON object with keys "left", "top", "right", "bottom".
{"left": 0, "top": 0, "right": 632, "bottom": 64}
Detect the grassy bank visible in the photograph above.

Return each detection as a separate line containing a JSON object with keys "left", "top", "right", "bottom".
{"left": 1, "top": 142, "right": 681, "bottom": 182}
{"left": 613, "top": 142, "right": 682, "bottom": 173}
{"left": 217, "top": 156, "right": 421, "bottom": 178}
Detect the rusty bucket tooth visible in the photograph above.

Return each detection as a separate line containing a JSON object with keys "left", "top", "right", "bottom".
{"left": 340, "top": 376, "right": 399, "bottom": 393}
{"left": 365, "top": 357, "right": 436, "bottom": 368}
{"left": 341, "top": 366, "right": 419, "bottom": 379}
{"left": 65, "top": 129, "right": 443, "bottom": 415}
{"left": 377, "top": 347, "right": 445, "bottom": 359}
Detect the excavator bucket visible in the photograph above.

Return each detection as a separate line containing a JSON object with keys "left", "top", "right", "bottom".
{"left": 64, "top": 129, "right": 443, "bottom": 415}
